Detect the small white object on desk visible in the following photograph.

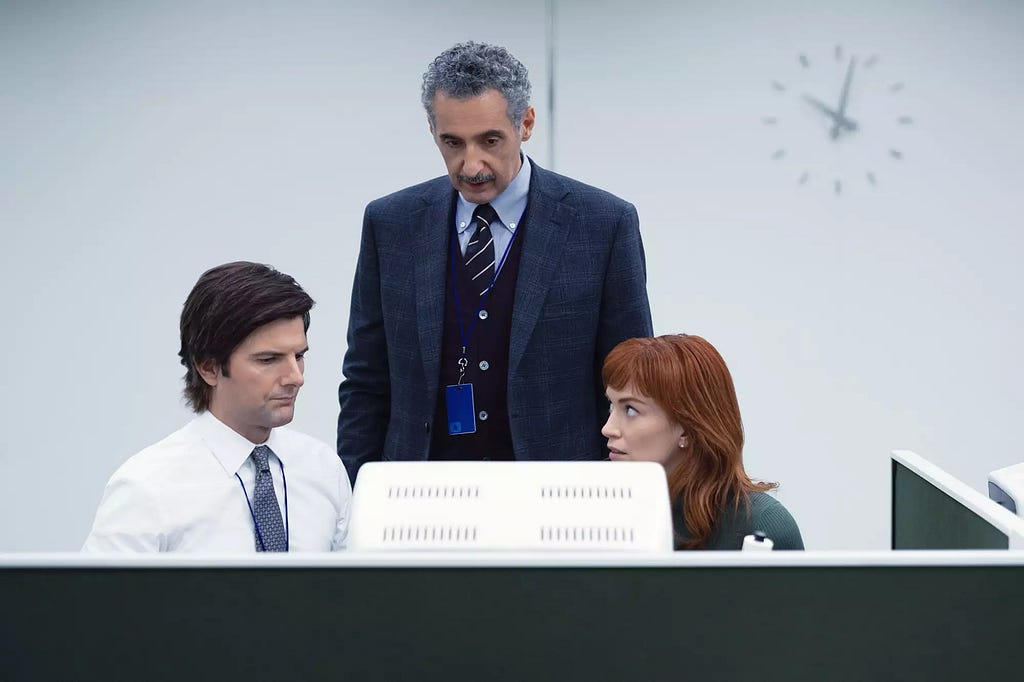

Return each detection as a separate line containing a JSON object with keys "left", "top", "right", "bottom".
{"left": 742, "top": 531, "right": 774, "bottom": 551}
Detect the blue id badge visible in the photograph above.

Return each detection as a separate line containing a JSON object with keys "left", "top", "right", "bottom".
{"left": 445, "top": 383, "right": 477, "bottom": 435}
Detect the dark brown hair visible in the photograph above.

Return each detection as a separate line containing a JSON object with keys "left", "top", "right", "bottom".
{"left": 602, "top": 334, "right": 775, "bottom": 549}
{"left": 178, "top": 261, "right": 313, "bottom": 412}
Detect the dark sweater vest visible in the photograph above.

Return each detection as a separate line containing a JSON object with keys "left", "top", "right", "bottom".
{"left": 429, "top": 207, "right": 528, "bottom": 461}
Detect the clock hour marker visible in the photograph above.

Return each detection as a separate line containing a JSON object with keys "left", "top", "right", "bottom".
{"left": 867, "top": 172, "right": 877, "bottom": 186}
{"left": 762, "top": 116, "right": 779, "bottom": 125}
{"left": 835, "top": 45, "right": 843, "bottom": 62}
{"left": 772, "top": 80, "right": 787, "bottom": 91}
{"left": 798, "top": 172, "right": 809, "bottom": 185}
{"left": 889, "top": 82, "right": 905, "bottom": 93}
{"left": 799, "top": 54, "right": 810, "bottom": 68}
{"left": 897, "top": 116, "right": 914, "bottom": 125}
{"left": 771, "top": 148, "right": 786, "bottom": 160}
{"left": 834, "top": 179, "right": 842, "bottom": 195}
{"left": 889, "top": 149, "right": 903, "bottom": 160}
{"left": 864, "top": 55, "right": 879, "bottom": 69}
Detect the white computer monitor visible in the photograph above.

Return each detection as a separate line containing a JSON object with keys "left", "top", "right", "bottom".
{"left": 891, "top": 450, "right": 1024, "bottom": 549}
{"left": 348, "top": 461, "right": 674, "bottom": 551}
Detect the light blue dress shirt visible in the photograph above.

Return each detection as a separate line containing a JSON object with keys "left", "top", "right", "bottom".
{"left": 455, "top": 154, "right": 532, "bottom": 277}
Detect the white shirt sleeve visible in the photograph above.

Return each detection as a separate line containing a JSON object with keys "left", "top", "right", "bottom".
{"left": 331, "top": 460, "right": 353, "bottom": 551}
{"left": 82, "top": 471, "right": 166, "bottom": 552}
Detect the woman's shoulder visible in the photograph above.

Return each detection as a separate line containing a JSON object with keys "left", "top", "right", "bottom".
{"left": 745, "top": 492, "right": 804, "bottom": 550}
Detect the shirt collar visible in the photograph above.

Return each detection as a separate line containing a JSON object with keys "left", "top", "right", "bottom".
{"left": 456, "top": 153, "right": 532, "bottom": 234}
{"left": 192, "top": 410, "right": 286, "bottom": 476}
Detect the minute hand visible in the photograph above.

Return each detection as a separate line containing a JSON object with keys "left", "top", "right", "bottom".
{"left": 832, "top": 56, "right": 858, "bottom": 138}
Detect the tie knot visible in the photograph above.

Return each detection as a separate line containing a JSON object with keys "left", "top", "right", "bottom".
{"left": 252, "top": 445, "right": 272, "bottom": 472}
{"left": 472, "top": 203, "right": 499, "bottom": 228}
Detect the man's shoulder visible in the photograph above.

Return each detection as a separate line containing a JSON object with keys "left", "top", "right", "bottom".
{"left": 102, "top": 421, "right": 207, "bottom": 497}
{"left": 105, "top": 423, "right": 203, "bottom": 488}
{"left": 367, "top": 176, "right": 452, "bottom": 213}
{"left": 531, "top": 164, "right": 634, "bottom": 212}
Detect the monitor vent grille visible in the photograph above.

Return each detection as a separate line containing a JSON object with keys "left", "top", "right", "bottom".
{"left": 387, "top": 485, "right": 481, "bottom": 499}
{"left": 540, "top": 486, "right": 633, "bottom": 499}
{"left": 381, "top": 526, "right": 479, "bottom": 543}
{"left": 540, "top": 527, "right": 637, "bottom": 543}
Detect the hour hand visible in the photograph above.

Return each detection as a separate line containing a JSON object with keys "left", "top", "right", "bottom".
{"left": 802, "top": 93, "right": 857, "bottom": 133}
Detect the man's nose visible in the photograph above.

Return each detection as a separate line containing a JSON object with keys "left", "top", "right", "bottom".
{"left": 283, "top": 357, "right": 304, "bottom": 387}
{"left": 462, "top": 144, "right": 486, "bottom": 175}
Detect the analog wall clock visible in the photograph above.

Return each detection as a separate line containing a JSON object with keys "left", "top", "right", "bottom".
{"left": 764, "top": 45, "right": 914, "bottom": 195}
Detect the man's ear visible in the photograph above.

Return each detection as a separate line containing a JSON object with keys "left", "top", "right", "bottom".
{"left": 427, "top": 114, "right": 435, "bottom": 137}
{"left": 520, "top": 106, "right": 536, "bottom": 142}
{"left": 195, "top": 358, "right": 221, "bottom": 388}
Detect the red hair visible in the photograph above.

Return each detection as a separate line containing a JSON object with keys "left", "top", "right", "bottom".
{"left": 602, "top": 334, "right": 775, "bottom": 549}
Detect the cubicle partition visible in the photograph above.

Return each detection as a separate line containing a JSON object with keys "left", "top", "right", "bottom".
{"left": 892, "top": 450, "right": 1024, "bottom": 549}
{"left": 2, "top": 552, "right": 1022, "bottom": 681}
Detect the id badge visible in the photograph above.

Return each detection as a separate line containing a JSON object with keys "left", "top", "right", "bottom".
{"left": 445, "top": 383, "right": 477, "bottom": 435}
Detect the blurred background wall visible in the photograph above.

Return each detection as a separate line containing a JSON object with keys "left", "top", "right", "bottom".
{"left": 2, "top": 0, "right": 1021, "bottom": 550}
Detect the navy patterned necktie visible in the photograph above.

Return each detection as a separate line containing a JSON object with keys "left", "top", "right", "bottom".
{"left": 251, "top": 445, "right": 287, "bottom": 552}
{"left": 465, "top": 203, "right": 499, "bottom": 296}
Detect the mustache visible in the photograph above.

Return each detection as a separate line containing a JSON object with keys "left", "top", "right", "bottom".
{"left": 458, "top": 173, "right": 496, "bottom": 184}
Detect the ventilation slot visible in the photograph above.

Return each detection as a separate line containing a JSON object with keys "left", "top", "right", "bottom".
{"left": 539, "top": 486, "right": 633, "bottom": 500}
{"left": 381, "top": 526, "right": 479, "bottom": 544}
{"left": 539, "top": 527, "right": 637, "bottom": 544}
{"left": 387, "top": 485, "right": 481, "bottom": 499}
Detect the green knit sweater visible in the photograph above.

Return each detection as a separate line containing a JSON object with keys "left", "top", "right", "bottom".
{"left": 673, "top": 492, "right": 804, "bottom": 550}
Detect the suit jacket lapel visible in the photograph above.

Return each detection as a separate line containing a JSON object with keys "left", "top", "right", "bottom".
{"left": 509, "top": 165, "right": 573, "bottom": 375}
{"left": 414, "top": 186, "right": 455, "bottom": 400}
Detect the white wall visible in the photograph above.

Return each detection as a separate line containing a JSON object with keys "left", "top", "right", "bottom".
{"left": 555, "top": 0, "right": 1024, "bottom": 548}
{"left": 0, "top": 0, "right": 549, "bottom": 550}
{"left": 2, "top": 0, "right": 1021, "bottom": 551}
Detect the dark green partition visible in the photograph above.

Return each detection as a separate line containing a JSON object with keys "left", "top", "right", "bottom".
{"left": 892, "top": 459, "right": 1009, "bottom": 549}
{"left": 2, "top": 561, "right": 1022, "bottom": 681}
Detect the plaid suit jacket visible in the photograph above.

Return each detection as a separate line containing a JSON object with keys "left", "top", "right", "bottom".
{"left": 337, "top": 162, "right": 653, "bottom": 483}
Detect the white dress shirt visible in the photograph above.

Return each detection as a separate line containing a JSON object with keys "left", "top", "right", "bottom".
{"left": 82, "top": 411, "right": 351, "bottom": 552}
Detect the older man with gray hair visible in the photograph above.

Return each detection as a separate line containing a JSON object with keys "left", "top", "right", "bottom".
{"left": 337, "top": 41, "right": 652, "bottom": 483}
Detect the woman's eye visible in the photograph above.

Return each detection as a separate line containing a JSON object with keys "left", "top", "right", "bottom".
{"left": 626, "top": 406, "right": 638, "bottom": 416}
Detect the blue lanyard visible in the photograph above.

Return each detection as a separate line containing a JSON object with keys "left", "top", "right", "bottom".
{"left": 449, "top": 214, "right": 521, "bottom": 382}
{"left": 235, "top": 459, "right": 290, "bottom": 552}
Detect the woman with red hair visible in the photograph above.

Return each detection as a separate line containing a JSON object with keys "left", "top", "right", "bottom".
{"left": 602, "top": 334, "right": 803, "bottom": 550}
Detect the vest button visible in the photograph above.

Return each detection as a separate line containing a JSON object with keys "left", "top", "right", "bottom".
{"left": 424, "top": 421, "right": 430, "bottom": 433}
{"left": 479, "top": 360, "right": 489, "bottom": 371}
{"left": 478, "top": 309, "right": 488, "bottom": 320}
{"left": 478, "top": 411, "right": 489, "bottom": 421}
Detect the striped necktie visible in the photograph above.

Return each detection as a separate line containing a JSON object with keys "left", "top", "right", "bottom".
{"left": 465, "top": 203, "right": 499, "bottom": 296}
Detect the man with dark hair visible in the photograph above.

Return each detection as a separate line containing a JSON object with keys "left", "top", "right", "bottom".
{"left": 84, "top": 261, "right": 351, "bottom": 552}
{"left": 337, "top": 42, "right": 653, "bottom": 483}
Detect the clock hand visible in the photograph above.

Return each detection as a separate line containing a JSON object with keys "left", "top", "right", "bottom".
{"left": 836, "top": 56, "right": 857, "bottom": 118}
{"left": 831, "top": 56, "right": 858, "bottom": 138}
{"left": 802, "top": 93, "right": 857, "bottom": 131}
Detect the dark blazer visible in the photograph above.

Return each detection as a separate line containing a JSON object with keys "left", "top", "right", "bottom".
{"left": 337, "top": 161, "right": 653, "bottom": 482}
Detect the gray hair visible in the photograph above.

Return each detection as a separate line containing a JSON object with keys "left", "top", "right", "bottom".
{"left": 422, "top": 41, "right": 532, "bottom": 127}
